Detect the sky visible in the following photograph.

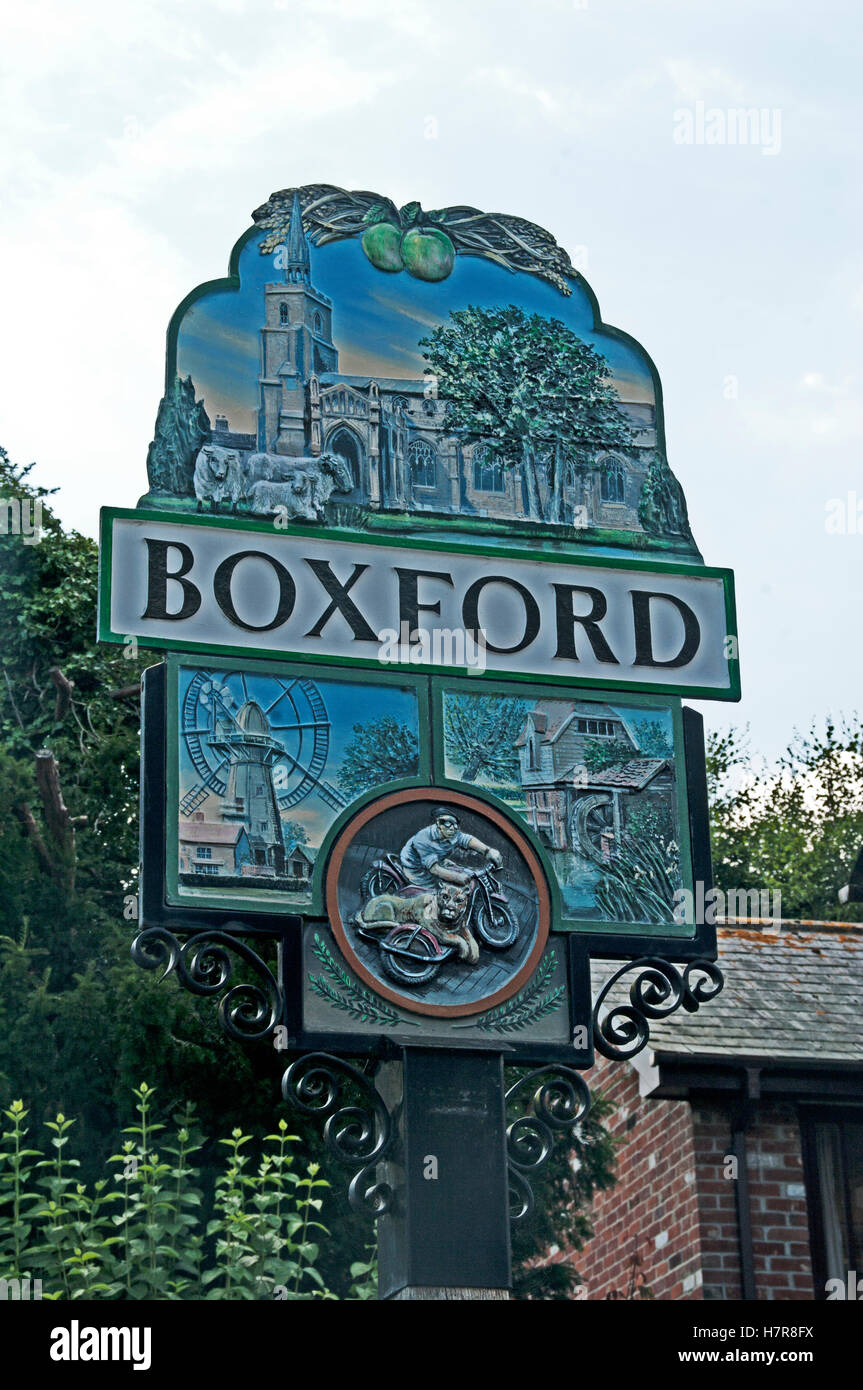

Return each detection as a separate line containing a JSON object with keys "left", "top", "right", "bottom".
{"left": 1, "top": 0, "right": 861, "bottom": 767}
{"left": 177, "top": 232, "right": 654, "bottom": 433}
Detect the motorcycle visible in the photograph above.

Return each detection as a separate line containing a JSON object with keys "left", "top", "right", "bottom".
{"left": 354, "top": 913, "right": 456, "bottom": 987}
{"left": 357, "top": 851, "right": 519, "bottom": 989}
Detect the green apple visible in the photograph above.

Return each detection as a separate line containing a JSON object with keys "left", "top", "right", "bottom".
{"left": 361, "top": 222, "right": 405, "bottom": 272}
{"left": 400, "top": 227, "right": 455, "bottom": 282}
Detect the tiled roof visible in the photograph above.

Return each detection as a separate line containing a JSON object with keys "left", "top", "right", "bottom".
{"left": 592, "top": 923, "right": 863, "bottom": 1065}
{"left": 585, "top": 757, "right": 669, "bottom": 790}
{"left": 211, "top": 430, "right": 256, "bottom": 449}
{"left": 179, "top": 822, "right": 244, "bottom": 845}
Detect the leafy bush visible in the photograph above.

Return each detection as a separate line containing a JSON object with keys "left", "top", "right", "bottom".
{"left": 0, "top": 1084, "right": 381, "bottom": 1300}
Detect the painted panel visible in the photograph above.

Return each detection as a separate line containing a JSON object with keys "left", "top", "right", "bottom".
{"left": 166, "top": 656, "right": 427, "bottom": 914}
{"left": 439, "top": 684, "right": 692, "bottom": 933}
{"left": 141, "top": 185, "right": 699, "bottom": 564}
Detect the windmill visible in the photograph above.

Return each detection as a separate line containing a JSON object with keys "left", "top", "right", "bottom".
{"left": 179, "top": 672, "right": 348, "bottom": 864}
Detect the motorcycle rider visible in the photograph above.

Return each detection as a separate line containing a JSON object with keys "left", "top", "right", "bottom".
{"left": 399, "top": 807, "right": 502, "bottom": 890}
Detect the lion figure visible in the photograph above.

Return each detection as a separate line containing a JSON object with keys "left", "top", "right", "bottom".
{"left": 355, "top": 884, "right": 478, "bottom": 964}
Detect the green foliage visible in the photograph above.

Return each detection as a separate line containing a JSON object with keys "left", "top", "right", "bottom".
{"left": 634, "top": 719, "right": 673, "bottom": 759}
{"left": 624, "top": 798, "right": 676, "bottom": 851}
{"left": 145, "top": 375, "right": 210, "bottom": 497}
{"left": 459, "top": 951, "right": 565, "bottom": 1033}
{"left": 282, "top": 820, "right": 308, "bottom": 850}
{"left": 707, "top": 719, "right": 863, "bottom": 920}
{"left": 594, "top": 835, "right": 681, "bottom": 923}
{"left": 444, "top": 694, "right": 529, "bottom": 782}
{"left": 582, "top": 737, "right": 635, "bottom": 772}
{"left": 420, "top": 304, "right": 635, "bottom": 522}
{"left": 0, "top": 1087, "right": 335, "bottom": 1300}
{"left": 336, "top": 715, "right": 419, "bottom": 798}
{"left": 638, "top": 456, "right": 694, "bottom": 543}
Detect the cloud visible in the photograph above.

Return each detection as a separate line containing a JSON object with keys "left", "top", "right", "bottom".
{"left": 742, "top": 373, "right": 863, "bottom": 448}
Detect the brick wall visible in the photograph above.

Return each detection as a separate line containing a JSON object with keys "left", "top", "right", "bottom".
{"left": 694, "top": 1102, "right": 814, "bottom": 1300}
{"left": 561, "top": 1060, "right": 816, "bottom": 1300}
{"left": 566, "top": 1055, "right": 704, "bottom": 1300}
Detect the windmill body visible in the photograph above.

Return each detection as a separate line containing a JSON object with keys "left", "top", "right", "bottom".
{"left": 213, "top": 699, "right": 286, "bottom": 873}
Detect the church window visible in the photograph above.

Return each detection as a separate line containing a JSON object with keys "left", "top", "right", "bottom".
{"left": 600, "top": 458, "right": 626, "bottom": 503}
{"left": 313, "top": 311, "right": 322, "bottom": 333}
{"left": 473, "top": 447, "right": 506, "bottom": 493}
{"left": 279, "top": 302, "right": 288, "bottom": 325}
{"left": 408, "top": 439, "right": 437, "bottom": 488}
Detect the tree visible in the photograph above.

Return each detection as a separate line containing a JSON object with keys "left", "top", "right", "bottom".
{"left": 336, "top": 716, "right": 419, "bottom": 799}
{"left": 582, "top": 737, "right": 635, "bottom": 772}
{"left": 633, "top": 719, "right": 673, "bottom": 759}
{"left": 420, "top": 304, "right": 636, "bottom": 523}
{"left": 443, "top": 695, "right": 528, "bottom": 783}
{"left": 282, "top": 820, "right": 308, "bottom": 850}
{"left": 707, "top": 719, "right": 863, "bottom": 921}
{"left": 0, "top": 448, "right": 377, "bottom": 1295}
{"left": 509, "top": 1079, "right": 617, "bottom": 1299}
{"left": 146, "top": 374, "right": 210, "bottom": 497}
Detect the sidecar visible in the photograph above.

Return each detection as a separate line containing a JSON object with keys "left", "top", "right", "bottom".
{"left": 354, "top": 916, "right": 455, "bottom": 986}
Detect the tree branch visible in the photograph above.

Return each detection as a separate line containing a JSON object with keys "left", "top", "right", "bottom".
{"left": 12, "top": 800, "right": 55, "bottom": 878}
{"left": 47, "top": 666, "right": 75, "bottom": 723}
{"left": 34, "top": 748, "right": 77, "bottom": 893}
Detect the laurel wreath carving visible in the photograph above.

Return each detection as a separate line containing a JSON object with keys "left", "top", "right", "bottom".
{"left": 454, "top": 950, "right": 565, "bottom": 1033}
{"left": 252, "top": 184, "right": 577, "bottom": 295}
{"left": 308, "top": 933, "right": 420, "bottom": 1028}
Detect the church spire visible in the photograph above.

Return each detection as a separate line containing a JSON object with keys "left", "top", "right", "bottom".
{"left": 284, "top": 191, "right": 311, "bottom": 285}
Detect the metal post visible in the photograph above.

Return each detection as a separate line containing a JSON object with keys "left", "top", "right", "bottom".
{"left": 376, "top": 1049, "right": 512, "bottom": 1300}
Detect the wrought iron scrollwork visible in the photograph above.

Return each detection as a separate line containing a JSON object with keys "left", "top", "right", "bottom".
{"left": 505, "top": 1067, "right": 591, "bottom": 1223}
{"left": 592, "top": 957, "right": 724, "bottom": 1061}
{"left": 281, "top": 1053, "right": 395, "bottom": 1218}
{"left": 131, "top": 923, "right": 283, "bottom": 1043}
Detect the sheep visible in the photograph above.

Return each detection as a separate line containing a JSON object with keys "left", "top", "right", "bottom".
{"left": 241, "top": 452, "right": 355, "bottom": 521}
{"left": 245, "top": 477, "right": 318, "bottom": 522}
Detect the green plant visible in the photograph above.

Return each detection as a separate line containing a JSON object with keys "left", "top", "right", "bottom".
{"left": 0, "top": 1086, "right": 335, "bottom": 1300}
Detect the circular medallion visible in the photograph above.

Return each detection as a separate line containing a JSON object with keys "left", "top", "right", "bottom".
{"left": 325, "top": 788, "right": 550, "bottom": 1017}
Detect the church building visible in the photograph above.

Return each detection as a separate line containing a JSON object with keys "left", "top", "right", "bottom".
{"left": 213, "top": 193, "right": 659, "bottom": 531}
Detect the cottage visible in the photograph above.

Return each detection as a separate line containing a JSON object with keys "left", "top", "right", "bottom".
{"left": 515, "top": 700, "right": 672, "bottom": 857}
{"left": 178, "top": 817, "right": 253, "bottom": 877}
{"left": 546, "top": 920, "right": 863, "bottom": 1300}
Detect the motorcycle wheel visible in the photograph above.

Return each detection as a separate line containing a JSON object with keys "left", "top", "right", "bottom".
{"left": 360, "top": 866, "right": 401, "bottom": 900}
{"left": 474, "top": 900, "right": 519, "bottom": 950}
{"left": 380, "top": 928, "right": 441, "bottom": 985}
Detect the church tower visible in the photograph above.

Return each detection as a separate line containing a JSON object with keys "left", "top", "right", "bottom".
{"left": 257, "top": 193, "right": 338, "bottom": 455}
